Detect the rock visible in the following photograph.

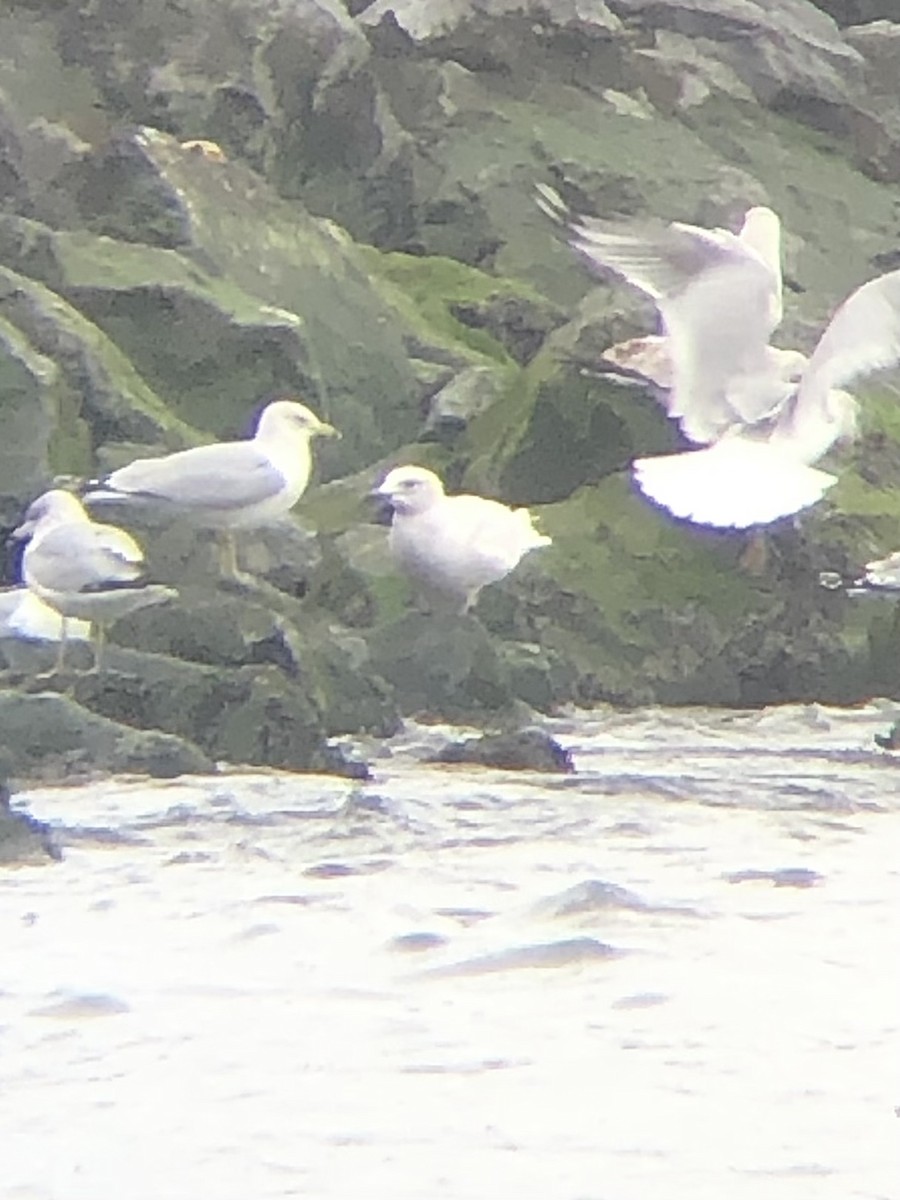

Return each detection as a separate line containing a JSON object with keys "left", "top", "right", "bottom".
{"left": 449, "top": 291, "right": 568, "bottom": 366}
{"left": 430, "top": 727, "right": 574, "bottom": 772}
{"left": 873, "top": 721, "right": 900, "bottom": 751}
{"left": 360, "top": 0, "right": 624, "bottom": 77}
{"left": 0, "top": 779, "right": 60, "bottom": 865}
{"left": 422, "top": 364, "right": 510, "bottom": 440}
{"left": 2, "top": 0, "right": 900, "bottom": 728}
{"left": 0, "top": 128, "right": 421, "bottom": 472}
{"left": 0, "top": 688, "right": 212, "bottom": 782}
{"left": 814, "top": 1, "right": 898, "bottom": 25}
{"left": 366, "top": 612, "right": 517, "bottom": 717}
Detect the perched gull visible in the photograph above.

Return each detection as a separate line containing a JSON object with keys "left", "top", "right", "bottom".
{"left": 543, "top": 191, "right": 900, "bottom": 528}
{"left": 11, "top": 490, "right": 175, "bottom": 672}
{"left": 374, "top": 466, "right": 551, "bottom": 613}
{"left": 85, "top": 399, "right": 339, "bottom": 581}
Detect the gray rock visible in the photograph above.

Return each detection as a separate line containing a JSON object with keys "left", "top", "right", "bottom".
{"left": 422, "top": 364, "right": 510, "bottom": 439}
{"left": 0, "top": 778, "right": 60, "bottom": 865}
{"left": 430, "top": 727, "right": 574, "bottom": 772}
{"left": 0, "top": 688, "right": 213, "bottom": 782}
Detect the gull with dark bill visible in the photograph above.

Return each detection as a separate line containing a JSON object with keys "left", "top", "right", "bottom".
{"left": 375, "top": 465, "right": 551, "bottom": 613}
{"left": 542, "top": 188, "right": 900, "bottom": 529}
{"left": 12, "top": 490, "right": 175, "bottom": 673}
{"left": 85, "top": 399, "right": 339, "bottom": 582}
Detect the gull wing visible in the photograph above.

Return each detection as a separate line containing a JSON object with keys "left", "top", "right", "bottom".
{"left": 25, "top": 523, "right": 143, "bottom": 594}
{"left": 99, "top": 442, "right": 288, "bottom": 512}
{"left": 446, "top": 496, "right": 550, "bottom": 574}
{"left": 794, "top": 268, "right": 900, "bottom": 415}
{"left": 570, "top": 219, "right": 781, "bottom": 443}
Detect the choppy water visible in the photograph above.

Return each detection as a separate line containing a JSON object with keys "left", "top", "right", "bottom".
{"left": 2, "top": 704, "right": 898, "bottom": 1200}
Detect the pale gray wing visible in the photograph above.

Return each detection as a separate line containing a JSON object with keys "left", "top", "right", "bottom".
{"left": 103, "top": 442, "right": 286, "bottom": 512}
{"left": 25, "top": 524, "right": 140, "bottom": 593}
{"left": 566, "top": 219, "right": 782, "bottom": 443}
{"left": 796, "top": 269, "right": 900, "bottom": 410}
{"left": 567, "top": 218, "right": 739, "bottom": 302}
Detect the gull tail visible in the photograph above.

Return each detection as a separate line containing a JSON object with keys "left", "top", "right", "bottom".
{"left": 513, "top": 508, "right": 552, "bottom": 551}
{"left": 632, "top": 440, "right": 837, "bottom": 529}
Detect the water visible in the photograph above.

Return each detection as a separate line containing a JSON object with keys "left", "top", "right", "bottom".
{"left": 2, "top": 704, "right": 897, "bottom": 1200}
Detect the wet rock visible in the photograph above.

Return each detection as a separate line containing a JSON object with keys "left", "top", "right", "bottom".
{"left": 430, "top": 727, "right": 574, "bottom": 773}
{"left": 0, "top": 688, "right": 212, "bottom": 782}
{"left": 367, "top": 612, "right": 516, "bottom": 717}
{"left": 873, "top": 721, "right": 900, "bottom": 751}
{"left": 0, "top": 779, "right": 60, "bottom": 865}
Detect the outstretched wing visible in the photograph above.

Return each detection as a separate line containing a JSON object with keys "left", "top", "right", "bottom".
{"left": 539, "top": 186, "right": 785, "bottom": 445}
{"left": 571, "top": 219, "right": 780, "bottom": 442}
{"left": 796, "top": 268, "right": 900, "bottom": 410}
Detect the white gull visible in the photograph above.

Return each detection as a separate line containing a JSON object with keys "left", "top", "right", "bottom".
{"left": 375, "top": 466, "right": 551, "bottom": 613}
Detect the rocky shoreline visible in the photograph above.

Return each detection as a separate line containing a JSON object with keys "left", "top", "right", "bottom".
{"left": 2, "top": 0, "right": 900, "bottom": 795}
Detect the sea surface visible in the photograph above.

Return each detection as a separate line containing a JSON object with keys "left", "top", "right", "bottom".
{"left": 2, "top": 703, "right": 897, "bottom": 1200}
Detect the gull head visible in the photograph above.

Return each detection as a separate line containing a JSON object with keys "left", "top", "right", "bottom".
{"left": 375, "top": 466, "right": 446, "bottom": 516}
{"left": 256, "top": 399, "right": 340, "bottom": 442}
{"left": 12, "top": 489, "right": 89, "bottom": 541}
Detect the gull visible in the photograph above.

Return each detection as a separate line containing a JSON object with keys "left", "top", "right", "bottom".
{"left": 85, "top": 399, "right": 339, "bottom": 581}
{"left": 596, "top": 203, "right": 786, "bottom": 394}
{"left": 374, "top": 465, "right": 551, "bottom": 613}
{"left": 11, "top": 490, "right": 175, "bottom": 672}
{"left": 542, "top": 190, "right": 900, "bottom": 528}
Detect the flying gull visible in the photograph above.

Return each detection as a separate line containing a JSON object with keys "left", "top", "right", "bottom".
{"left": 542, "top": 190, "right": 900, "bottom": 528}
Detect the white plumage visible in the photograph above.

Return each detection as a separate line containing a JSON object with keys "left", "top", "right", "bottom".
{"left": 544, "top": 189, "right": 900, "bottom": 529}
{"left": 375, "top": 466, "right": 551, "bottom": 612}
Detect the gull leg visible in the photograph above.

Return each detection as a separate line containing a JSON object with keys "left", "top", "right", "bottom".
{"left": 218, "top": 529, "right": 256, "bottom": 587}
{"left": 219, "top": 530, "right": 238, "bottom": 579}
{"left": 55, "top": 618, "right": 69, "bottom": 674}
{"left": 738, "top": 530, "right": 769, "bottom": 577}
{"left": 91, "top": 622, "right": 107, "bottom": 673}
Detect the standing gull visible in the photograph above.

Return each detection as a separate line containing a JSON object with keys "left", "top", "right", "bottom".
{"left": 375, "top": 466, "right": 551, "bottom": 613}
{"left": 545, "top": 194, "right": 900, "bottom": 527}
{"left": 85, "top": 399, "right": 339, "bottom": 581}
{"left": 11, "top": 490, "right": 175, "bottom": 672}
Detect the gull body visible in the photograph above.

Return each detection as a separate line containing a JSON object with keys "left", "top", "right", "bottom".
{"left": 85, "top": 399, "right": 339, "bottom": 579}
{"left": 12, "top": 490, "right": 174, "bottom": 671}
{"left": 375, "top": 466, "right": 551, "bottom": 613}
{"left": 548, "top": 192, "right": 900, "bottom": 528}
